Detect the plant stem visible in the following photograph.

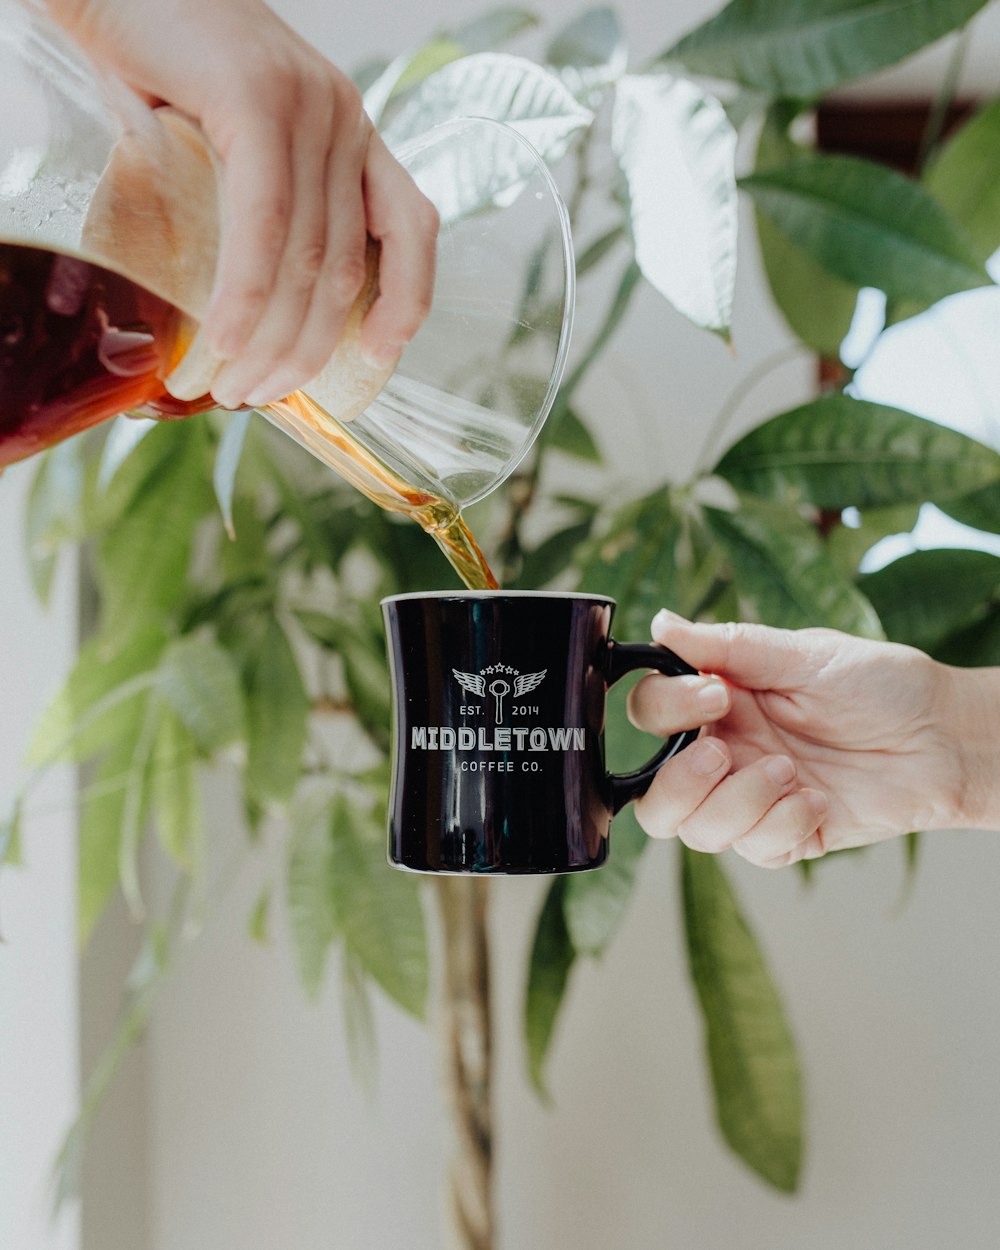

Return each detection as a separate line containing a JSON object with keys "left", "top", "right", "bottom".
{"left": 694, "top": 343, "right": 807, "bottom": 476}
{"left": 916, "top": 24, "right": 971, "bottom": 173}
{"left": 434, "top": 877, "right": 494, "bottom": 1250}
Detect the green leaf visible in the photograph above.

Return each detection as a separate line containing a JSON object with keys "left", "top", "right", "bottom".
{"left": 450, "top": 7, "right": 539, "bottom": 53}
{"left": 923, "top": 96, "right": 1000, "bottom": 265}
{"left": 97, "top": 414, "right": 158, "bottom": 492}
{"left": 248, "top": 886, "right": 270, "bottom": 945}
{"left": 267, "top": 467, "right": 366, "bottom": 575}
{"left": 243, "top": 618, "right": 310, "bottom": 809}
{"left": 371, "top": 512, "right": 465, "bottom": 593}
{"left": 663, "top": 0, "right": 992, "bottom": 98}
{"left": 329, "top": 794, "right": 428, "bottom": 1018}
{"left": 213, "top": 410, "right": 252, "bottom": 540}
{"left": 150, "top": 706, "right": 201, "bottom": 871}
{"left": 682, "top": 847, "right": 803, "bottom": 1193}
{"left": 294, "top": 609, "right": 342, "bottom": 650}
{"left": 77, "top": 694, "right": 151, "bottom": 943}
{"left": 363, "top": 39, "right": 465, "bottom": 124}
{"left": 294, "top": 610, "right": 391, "bottom": 747}
{"left": 96, "top": 424, "right": 212, "bottom": 636}
{"left": 27, "top": 624, "right": 166, "bottom": 768}
{"left": 933, "top": 603, "right": 1000, "bottom": 667}
{"left": 1, "top": 801, "right": 22, "bottom": 867}
{"left": 548, "top": 5, "right": 624, "bottom": 71}
{"left": 547, "top": 6, "right": 626, "bottom": 99}
{"left": 938, "top": 481, "right": 1000, "bottom": 534}
{"left": 612, "top": 73, "right": 737, "bottom": 338}
{"left": 117, "top": 695, "right": 161, "bottom": 920}
{"left": 575, "top": 225, "right": 626, "bottom": 278}
{"left": 860, "top": 548, "right": 1000, "bottom": 650}
{"left": 740, "top": 155, "right": 992, "bottom": 308}
{"left": 524, "top": 877, "right": 576, "bottom": 1097}
{"left": 706, "top": 497, "right": 884, "bottom": 637}
{"left": 554, "top": 260, "right": 643, "bottom": 408}
{"left": 825, "top": 503, "right": 921, "bottom": 577}
{"left": 546, "top": 406, "right": 602, "bottom": 462}
{"left": 25, "top": 439, "right": 86, "bottom": 603}
{"left": 577, "top": 489, "right": 681, "bottom": 638}
{"left": 754, "top": 108, "right": 858, "bottom": 357}
{"left": 286, "top": 783, "right": 339, "bottom": 997}
{"left": 341, "top": 952, "right": 379, "bottom": 1098}
{"left": 383, "top": 54, "right": 593, "bottom": 172}
{"left": 53, "top": 922, "right": 169, "bottom": 1209}
{"left": 157, "top": 634, "right": 245, "bottom": 755}
{"left": 563, "top": 807, "right": 646, "bottom": 957}
{"left": 716, "top": 395, "right": 1000, "bottom": 509}
{"left": 516, "top": 519, "right": 595, "bottom": 589}
{"left": 340, "top": 630, "right": 392, "bottom": 751}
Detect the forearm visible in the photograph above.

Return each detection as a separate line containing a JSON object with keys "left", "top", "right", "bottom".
{"left": 940, "top": 663, "right": 1000, "bottom": 831}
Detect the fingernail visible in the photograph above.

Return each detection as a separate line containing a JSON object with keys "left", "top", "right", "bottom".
{"left": 212, "top": 389, "right": 241, "bottom": 411}
{"left": 802, "top": 833, "right": 826, "bottom": 860}
{"left": 245, "top": 376, "right": 295, "bottom": 407}
{"left": 652, "top": 608, "right": 682, "bottom": 632}
{"left": 361, "top": 343, "right": 403, "bottom": 371}
{"left": 688, "top": 738, "right": 728, "bottom": 776}
{"left": 802, "top": 788, "right": 828, "bottom": 819}
{"left": 764, "top": 755, "right": 795, "bottom": 785}
{"left": 696, "top": 680, "right": 729, "bottom": 716}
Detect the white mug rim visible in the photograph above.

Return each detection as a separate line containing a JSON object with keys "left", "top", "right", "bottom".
{"left": 380, "top": 590, "right": 615, "bottom": 605}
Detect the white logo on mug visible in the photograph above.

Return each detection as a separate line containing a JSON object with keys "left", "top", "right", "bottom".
{"left": 452, "top": 664, "right": 546, "bottom": 723}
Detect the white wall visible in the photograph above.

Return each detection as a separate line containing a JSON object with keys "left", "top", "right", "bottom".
{"left": 0, "top": 462, "right": 79, "bottom": 1250}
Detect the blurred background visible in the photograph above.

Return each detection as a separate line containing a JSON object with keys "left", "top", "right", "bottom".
{"left": 4, "top": 0, "right": 1000, "bottom": 1247}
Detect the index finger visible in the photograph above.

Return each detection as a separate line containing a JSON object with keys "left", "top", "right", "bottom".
{"left": 650, "top": 611, "right": 820, "bottom": 691}
{"left": 358, "top": 131, "right": 439, "bottom": 368}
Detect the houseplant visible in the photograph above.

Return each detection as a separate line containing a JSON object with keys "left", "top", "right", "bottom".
{"left": 5, "top": 1, "right": 1000, "bottom": 1246}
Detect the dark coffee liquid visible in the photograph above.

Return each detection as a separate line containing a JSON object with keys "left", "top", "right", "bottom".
{"left": 0, "top": 241, "right": 209, "bottom": 468}
{"left": 0, "top": 241, "right": 499, "bottom": 587}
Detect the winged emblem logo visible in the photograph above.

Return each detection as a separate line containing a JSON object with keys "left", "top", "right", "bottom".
{"left": 453, "top": 664, "right": 547, "bottom": 722}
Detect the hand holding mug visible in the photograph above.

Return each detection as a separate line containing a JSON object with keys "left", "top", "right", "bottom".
{"left": 628, "top": 612, "right": 978, "bottom": 867}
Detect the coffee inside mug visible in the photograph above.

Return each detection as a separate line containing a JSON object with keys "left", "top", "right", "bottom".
{"left": 381, "top": 591, "right": 699, "bottom": 874}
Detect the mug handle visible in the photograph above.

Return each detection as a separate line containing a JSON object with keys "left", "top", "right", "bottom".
{"left": 606, "top": 641, "right": 701, "bottom": 815}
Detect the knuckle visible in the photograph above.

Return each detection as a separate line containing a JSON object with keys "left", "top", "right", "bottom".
{"left": 248, "top": 202, "right": 291, "bottom": 255}
{"left": 221, "top": 278, "right": 270, "bottom": 319}
{"left": 326, "top": 253, "right": 368, "bottom": 306}
{"left": 331, "top": 74, "right": 363, "bottom": 127}
{"left": 412, "top": 191, "right": 441, "bottom": 238}
{"left": 293, "top": 239, "right": 328, "bottom": 287}
{"left": 393, "top": 289, "right": 434, "bottom": 341}
{"left": 734, "top": 832, "right": 786, "bottom": 868}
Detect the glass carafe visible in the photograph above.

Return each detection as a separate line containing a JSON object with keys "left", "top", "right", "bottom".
{"left": 0, "top": 0, "right": 575, "bottom": 525}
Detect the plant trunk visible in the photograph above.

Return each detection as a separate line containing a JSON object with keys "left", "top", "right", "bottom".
{"left": 434, "top": 876, "right": 494, "bottom": 1250}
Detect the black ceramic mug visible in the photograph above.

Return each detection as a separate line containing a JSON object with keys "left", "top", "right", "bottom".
{"left": 381, "top": 591, "right": 700, "bottom": 874}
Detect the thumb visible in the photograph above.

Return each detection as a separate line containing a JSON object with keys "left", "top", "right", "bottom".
{"left": 650, "top": 610, "right": 815, "bottom": 692}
